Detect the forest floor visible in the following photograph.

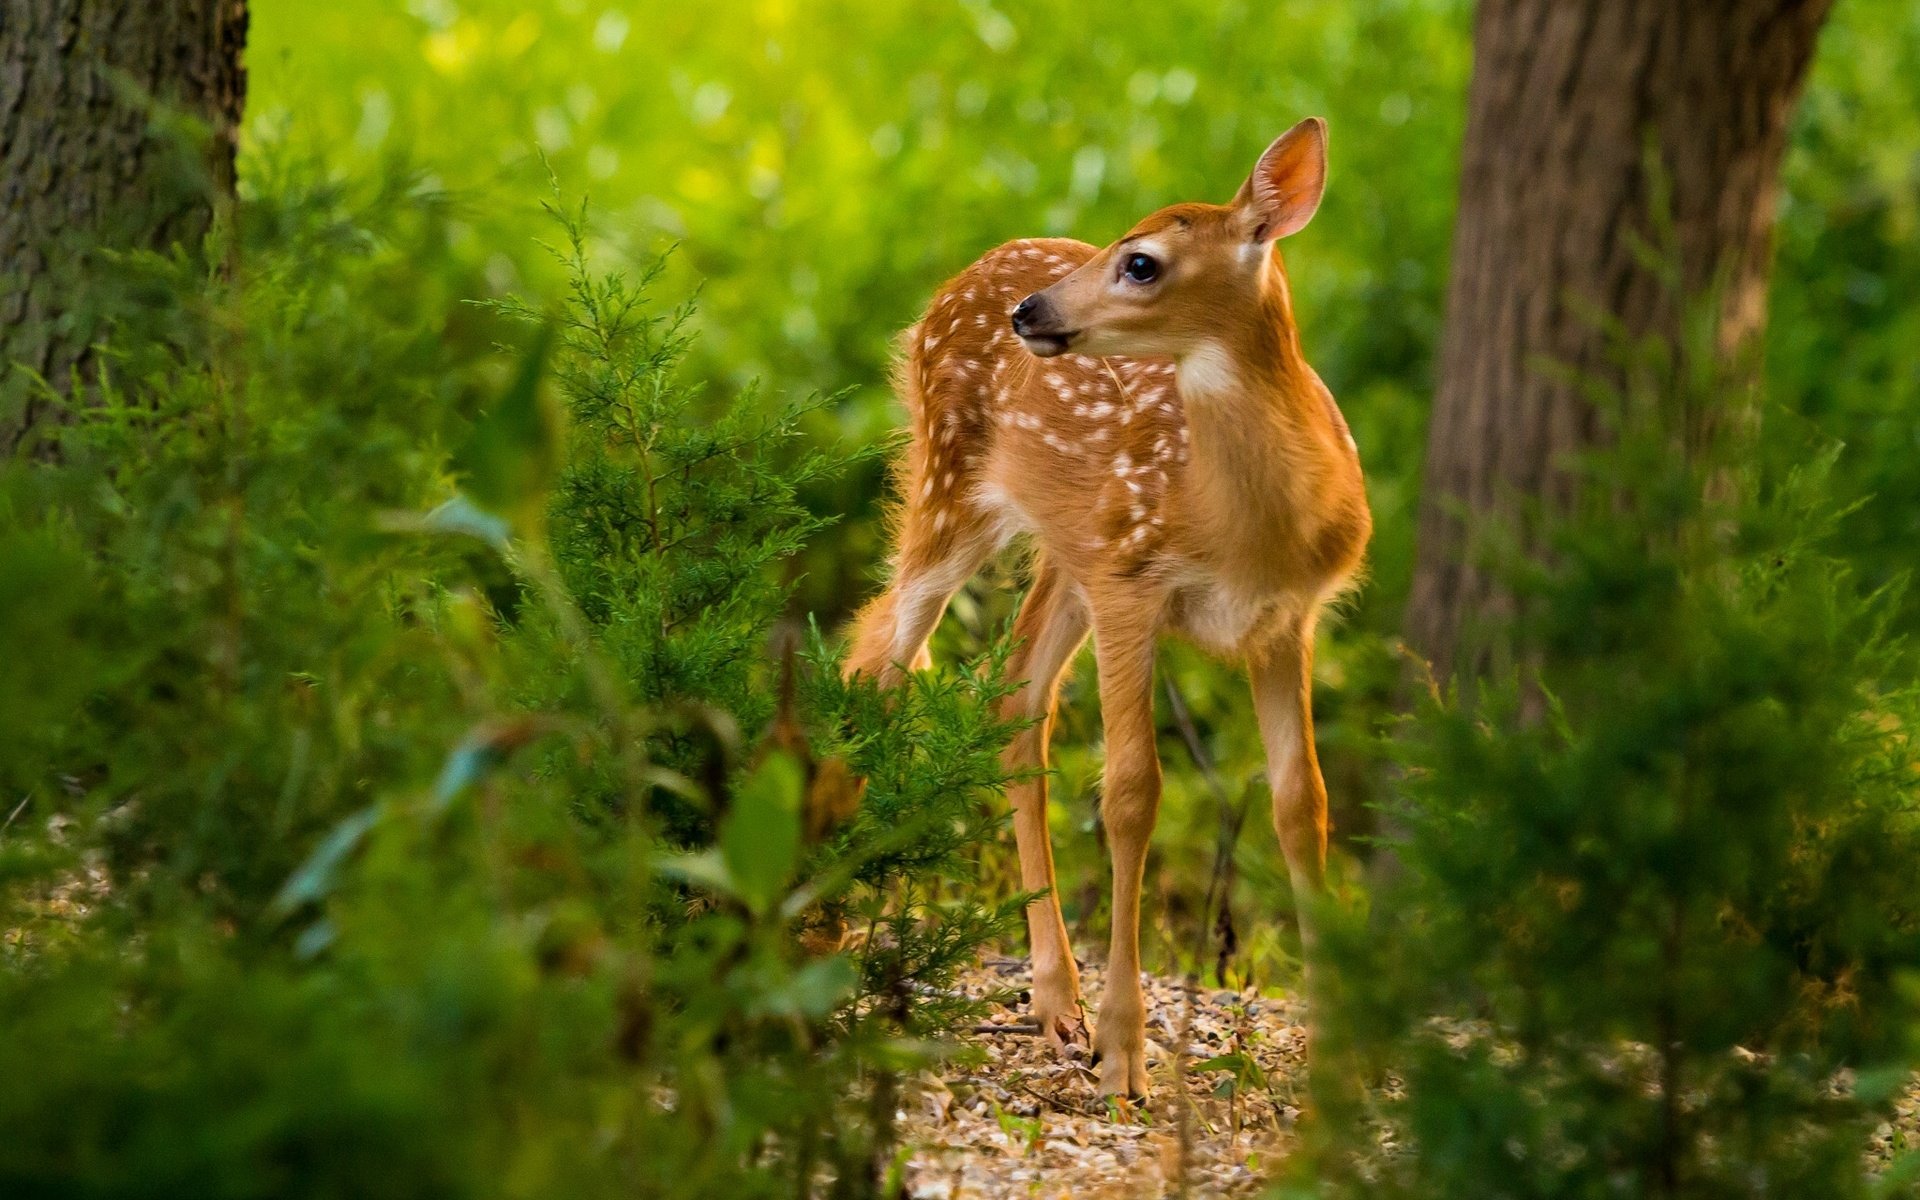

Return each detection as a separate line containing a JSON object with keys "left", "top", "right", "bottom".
{"left": 898, "top": 957, "right": 1311, "bottom": 1199}
{"left": 897, "top": 956, "right": 1920, "bottom": 1199}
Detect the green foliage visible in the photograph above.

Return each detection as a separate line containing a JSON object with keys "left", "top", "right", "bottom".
{"left": 0, "top": 158, "right": 1018, "bottom": 1197}
{"left": 484, "top": 190, "right": 858, "bottom": 839}
{"left": 1300, "top": 324, "right": 1920, "bottom": 1196}
{"left": 236, "top": 0, "right": 1920, "bottom": 984}
{"left": 1770, "top": 3, "right": 1920, "bottom": 633}
{"left": 8, "top": 3, "right": 1920, "bottom": 1193}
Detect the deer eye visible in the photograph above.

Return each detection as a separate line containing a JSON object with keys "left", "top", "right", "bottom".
{"left": 1122, "top": 253, "right": 1160, "bottom": 284}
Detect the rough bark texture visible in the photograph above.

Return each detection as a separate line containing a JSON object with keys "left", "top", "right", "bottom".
{"left": 1407, "top": 0, "right": 1832, "bottom": 678}
{"left": 1, "top": 0, "right": 248, "bottom": 453}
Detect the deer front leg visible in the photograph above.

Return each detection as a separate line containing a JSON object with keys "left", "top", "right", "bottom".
{"left": 999, "top": 564, "right": 1091, "bottom": 1052}
{"left": 1089, "top": 607, "right": 1162, "bottom": 1098}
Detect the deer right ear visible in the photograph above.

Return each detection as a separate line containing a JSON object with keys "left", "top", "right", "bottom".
{"left": 1232, "top": 117, "right": 1327, "bottom": 244}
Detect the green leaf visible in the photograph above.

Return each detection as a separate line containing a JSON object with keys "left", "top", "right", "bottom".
{"left": 1854, "top": 1063, "right": 1911, "bottom": 1107}
{"left": 420, "top": 496, "right": 513, "bottom": 550}
{"left": 654, "top": 849, "right": 736, "bottom": 898}
{"left": 432, "top": 733, "right": 509, "bottom": 812}
{"left": 267, "top": 804, "right": 382, "bottom": 920}
{"left": 1193, "top": 1054, "right": 1246, "bottom": 1074}
{"left": 456, "top": 321, "right": 559, "bottom": 517}
{"left": 721, "top": 753, "right": 804, "bottom": 916}
{"left": 293, "top": 919, "right": 338, "bottom": 960}
{"left": 760, "top": 955, "right": 857, "bottom": 1019}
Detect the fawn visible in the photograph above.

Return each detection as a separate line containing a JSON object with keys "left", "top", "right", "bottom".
{"left": 844, "top": 118, "right": 1369, "bottom": 1097}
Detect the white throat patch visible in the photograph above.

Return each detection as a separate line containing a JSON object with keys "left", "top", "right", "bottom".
{"left": 1177, "top": 341, "right": 1240, "bottom": 401}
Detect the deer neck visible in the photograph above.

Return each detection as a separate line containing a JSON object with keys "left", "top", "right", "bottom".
{"left": 1173, "top": 258, "right": 1350, "bottom": 587}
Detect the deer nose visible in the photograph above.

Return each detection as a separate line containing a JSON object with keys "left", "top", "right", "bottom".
{"left": 1010, "top": 294, "right": 1042, "bottom": 333}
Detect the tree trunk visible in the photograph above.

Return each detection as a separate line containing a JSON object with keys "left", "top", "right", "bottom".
{"left": 1, "top": 0, "right": 248, "bottom": 454}
{"left": 1406, "top": 0, "right": 1831, "bottom": 679}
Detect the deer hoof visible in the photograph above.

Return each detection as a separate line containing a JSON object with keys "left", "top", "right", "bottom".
{"left": 1093, "top": 1044, "right": 1151, "bottom": 1099}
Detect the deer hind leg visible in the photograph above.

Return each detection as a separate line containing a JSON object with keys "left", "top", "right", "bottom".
{"left": 842, "top": 421, "right": 999, "bottom": 686}
{"left": 1249, "top": 613, "right": 1349, "bottom": 1096}
{"left": 1088, "top": 598, "right": 1162, "bottom": 1098}
{"left": 998, "top": 560, "right": 1092, "bottom": 1051}
{"left": 842, "top": 531, "right": 991, "bottom": 686}
{"left": 1249, "top": 613, "right": 1328, "bottom": 952}
{"left": 844, "top": 329, "right": 998, "bottom": 685}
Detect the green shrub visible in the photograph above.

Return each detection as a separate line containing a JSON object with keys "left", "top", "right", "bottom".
{"left": 1295, "top": 317, "right": 1920, "bottom": 1196}
{"left": 0, "top": 165, "right": 1017, "bottom": 1198}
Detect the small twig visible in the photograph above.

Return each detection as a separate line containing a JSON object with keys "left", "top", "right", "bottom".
{"left": 1009, "top": 1077, "right": 1105, "bottom": 1119}
{"left": 0, "top": 795, "right": 30, "bottom": 841}
{"left": 971, "top": 1022, "right": 1042, "bottom": 1036}
{"left": 1170, "top": 889, "right": 1198, "bottom": 1195}
{"left": 1164, "top": 677, "right": 1251, "bottom": 985}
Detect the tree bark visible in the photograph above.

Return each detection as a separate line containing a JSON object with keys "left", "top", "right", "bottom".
{"left": 1406, "top": 0, "right": 1832, "bottom": 679}
{"left": 1, "top": 0, "right": 248, "bottom": 454}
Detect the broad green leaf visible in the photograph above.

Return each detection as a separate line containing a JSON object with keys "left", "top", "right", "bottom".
{"left": 721, "top": 753, "right": 804, "bottom": 916}
{"left": 1193, "top": 1054, "right": 1246, "bottom": 1074}
{"left": 755, "top": 955, "right": 857, "bottom": 1019}
{"left": 654, "top": 849, "right": 737, "bottom": 898}
{"left": 1854, "top": 1063, "right": 1911, "bottom": 1107}
{"left": 455, "top": 321, "right": 559, "bottom": 517}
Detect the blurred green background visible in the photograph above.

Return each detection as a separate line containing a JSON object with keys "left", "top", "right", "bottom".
{"left": 243, "top": 0, "right": 1920, "bottom": 980}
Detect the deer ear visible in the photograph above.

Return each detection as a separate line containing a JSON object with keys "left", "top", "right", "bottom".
{"left": 1232, "top": 117, "right": 1327, "bottom": 244}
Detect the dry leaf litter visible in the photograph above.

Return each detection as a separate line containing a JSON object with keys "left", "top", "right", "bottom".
{"left": 898, "top": 956, "right": 1309, "bottom": 1199}
{"left": 897, "top": 957, "right": 1920, "bottom": 1198}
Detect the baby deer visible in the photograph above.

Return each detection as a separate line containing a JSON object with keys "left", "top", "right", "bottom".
{"left": 844, "top": 118, "right": 1369, "bottom": 1097}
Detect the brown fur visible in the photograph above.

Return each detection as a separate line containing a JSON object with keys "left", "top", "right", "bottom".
{"left": 844, "top": 118, "right": 1369, "bottom": 1097}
